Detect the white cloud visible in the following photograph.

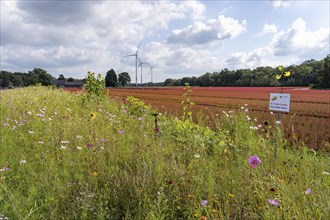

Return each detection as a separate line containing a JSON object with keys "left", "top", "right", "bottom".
{"left": 271, "top": 17, "right": 329, "bottom": 56}
{"left": 0, "top": 1, "right": 329, "bottom": 82}
{"left": 260, "top": 23, "right": 278, "bottom": 35}
{"left": 226, "top": 48, "right": 271, "bottom": 69}
{"left": 271, "top": 0, "right": 290, "bottom": 8}
{"left": 227, "top": 17, "right": 329, "bottom": 69}
{"left": 1, "top": 0, "right": 206, "bottom": 80}
{"left": 167, "top": 15, "right": 246, "bottom": 44}
{"left": 138, "top": 42, "right": 220, "bottom": 80}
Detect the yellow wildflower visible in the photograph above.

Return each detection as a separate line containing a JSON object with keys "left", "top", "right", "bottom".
{"left": 91, "top": 112, "right": 97, "bottom": 120}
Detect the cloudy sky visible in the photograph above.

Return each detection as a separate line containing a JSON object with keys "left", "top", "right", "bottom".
{"left": 1, "top": 0, "right": 329, "bottom": 83}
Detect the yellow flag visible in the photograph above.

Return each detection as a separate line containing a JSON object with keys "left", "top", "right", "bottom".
{"left": 284, "top": 71, "right": 291, "bottom": 77}
{"left": 276, "top": 74, "right": 282, "bottom": 80}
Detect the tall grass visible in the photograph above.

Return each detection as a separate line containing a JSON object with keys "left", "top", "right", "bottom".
{"left": 0, "top": 86, "right": 329, "bottom": 219}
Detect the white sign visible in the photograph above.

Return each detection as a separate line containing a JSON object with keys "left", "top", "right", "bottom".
{"left": 269, "top": 93, "right": 291, "bottom": 112}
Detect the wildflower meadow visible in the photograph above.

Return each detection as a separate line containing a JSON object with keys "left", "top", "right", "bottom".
{"left": 0, "top": 82, "right": 329, "bottom": 219}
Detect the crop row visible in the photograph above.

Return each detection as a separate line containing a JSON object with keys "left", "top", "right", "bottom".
{"left": 107, "top": 87, "right": 329, "bottom": 149}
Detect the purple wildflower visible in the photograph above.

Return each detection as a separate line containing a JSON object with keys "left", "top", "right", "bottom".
{"left": 99, "top": 139, "right": 106, "bottom": 143}
{"left": 200, "top": 200, "right": 208, "bottom": 207}
{"left": 86, "top": 143, "right": 93, "bottom": 148}
{"left": 0, "top": 166, "right": 10, "bottom": 172}
{"left": 154, "top": 127, "right": 159, "bottom": 134}
{"left": 120, "top": 130, "right": 125, "bottom": 135}
{"left": 305, "top": 188, "right": 311, "bottom": 195}
{"left": 268, "top": 199, "right": 280, "bottom": 206}
{"left": 249, "top": 155, "right": 261, "bottom": 168}
{"left": 122, "top": 109, "right": 127, "bottom": 114}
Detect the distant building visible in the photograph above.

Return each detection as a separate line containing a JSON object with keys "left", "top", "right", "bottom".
{"left": 52, "top": 80, "right": 83, "bottom": 88}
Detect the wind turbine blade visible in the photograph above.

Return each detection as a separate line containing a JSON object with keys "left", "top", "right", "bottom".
{"left": 124, "top": 54, "right": 136, "bottom": 57}
{"left": 137, "top": 55, "right": 142, "bottom": 64}
{"left": 136, "top": 41, "right": 142, "bottom": 54}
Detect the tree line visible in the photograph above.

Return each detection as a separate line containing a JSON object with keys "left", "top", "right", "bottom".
{"left": 0, "top": 68, "right": 54, "bottom": 88}
{"left": 1, "top": 55, "right": 329, "bottom": 88}
{"left": 0, "top": 68, "right": 132, "bottom": 88}
{"left": 164, "top": 55, "right": 330, "bottom": 88}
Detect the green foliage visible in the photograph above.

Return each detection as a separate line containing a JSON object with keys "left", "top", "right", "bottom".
{"left": 0, "top": 68, "right": 54, "bottom": 88}
{"left": 105, "top": 69, "right": 118, "bottom": 87}
{"left": 319, "top": 55, "right": 330, "bottom": 88}
{"left": 118, "top": 72, "right": 131, "bottom": 87}
{"left": 58, "top": 74, "right": 66, "bottom": 80}
{"left": 181, "top": 83, "right": 195, "bottom": 121}
{"left": 28, "top": 68, "right": 54, "bottom": 86}
{"left": 125, "top": 96, "right": 151, "bottom": 117}
{"left": 162, "top": 55, "right": 329, "bottom": 87}
{"left": 83, "top": 71, "right": 106, "bottom": 101}
{"left": 0, "top": 87, "right": 329, "bottom": 219}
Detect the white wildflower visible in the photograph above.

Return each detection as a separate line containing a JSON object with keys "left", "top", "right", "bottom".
{"left": 61, "top": 145, "right": 67, "bottom": 150}
{"left": 19, "top": 160, "right": 27, "bottom": 164}
{"left": 194, "top": 153, "right": 201, "bottom": 159}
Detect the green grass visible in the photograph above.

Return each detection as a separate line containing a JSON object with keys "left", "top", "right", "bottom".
{"left": 0, "top": 86, "right": 329, "bottom": 219}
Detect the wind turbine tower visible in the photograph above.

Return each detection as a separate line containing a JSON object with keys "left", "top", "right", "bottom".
{"left": 124, "top": 41, "right": 142, "bottom": 86}
{"left": 149, "top": 65, "right": 157, "bottom": 84}
{"left": 138, "top": 58, "right": 149, "bottom": 84}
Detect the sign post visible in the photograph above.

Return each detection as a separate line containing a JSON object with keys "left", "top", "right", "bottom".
{"left": 269, "top": 93, "right": 291, "bottom": 158}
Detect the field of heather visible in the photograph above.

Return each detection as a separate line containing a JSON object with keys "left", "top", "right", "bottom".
{"left": 106, "top": 87, "right": 330, "bottom": 149}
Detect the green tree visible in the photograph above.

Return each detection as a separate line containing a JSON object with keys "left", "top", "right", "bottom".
{"left": 163, "top": 78, "right": 174, "bottom": 86}
{"left": 67, "top": 77, "right": 74, "bottom": 82}
{"left": 0, "top": 71, "right": 10, "bottom": 87}
{"left": 10, "top": 74, "right": 24, "bottom": 87}
{"left": 28, "top": 68, "right": 53, "bottom": 86}
{"left": 319, "top": 55, "right": 330, "bottom": 88}
{"left": 197, "top": 72, "right": 213, "bottom": 87}
{"left": 118, "top": 72, "right": 131, "bottom": 87}
{"left": 105, "top": 69, "right": 118, "bottom": 87}
{"left": 58, "top": 74, "right": 66, "bottom": 80}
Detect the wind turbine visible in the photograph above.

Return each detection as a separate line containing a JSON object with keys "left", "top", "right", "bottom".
{"left": 149, "top": 65, "right": 157, "bottom": 84}
{"left": 124, "top": 41, "right": 142, "bottom": 86}
{"left": 137, "top": 56, "right": 149, "bottom": 85}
